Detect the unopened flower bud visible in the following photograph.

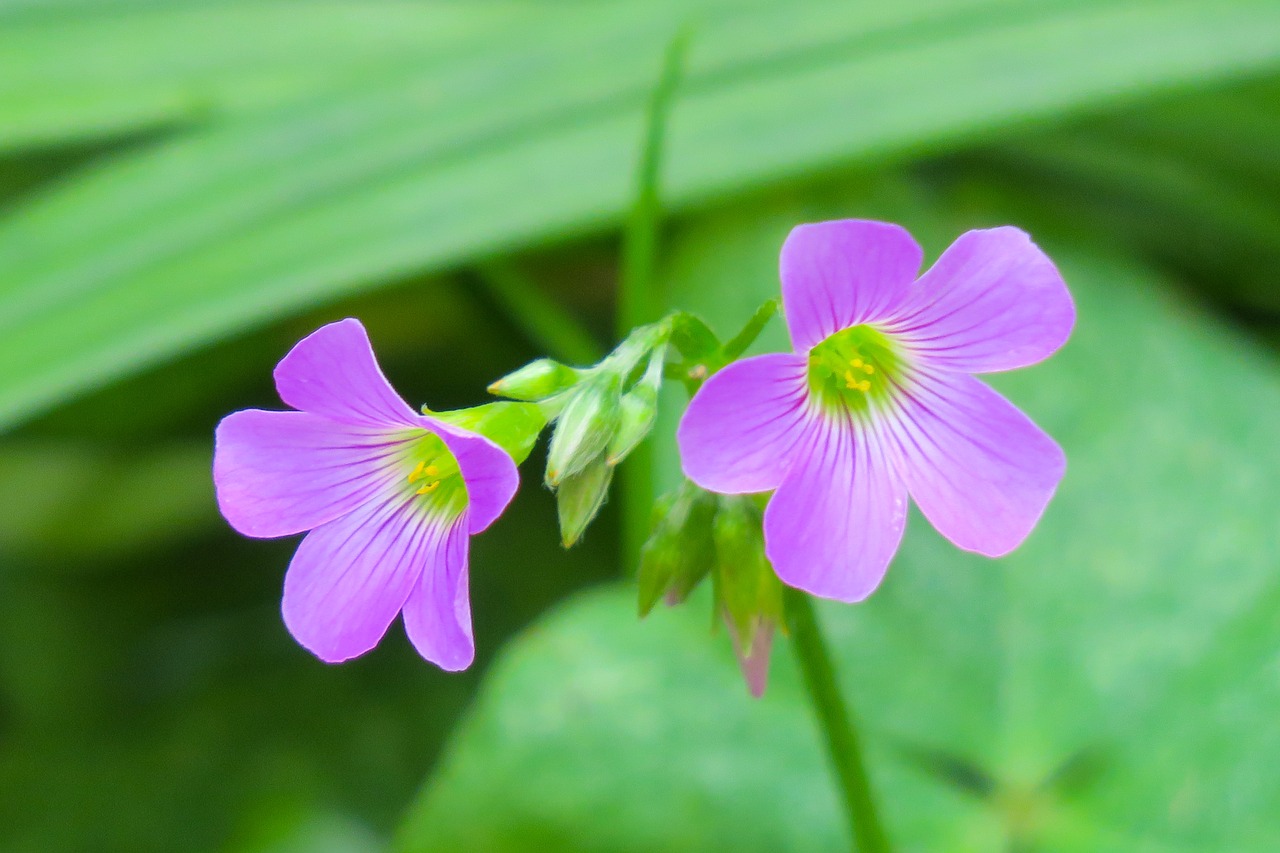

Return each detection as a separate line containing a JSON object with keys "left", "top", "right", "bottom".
{"left": 711, "top": 496, "right": 784, "bottom": 697}
{"left": 545, "top": 373, "right": 622, "bottom": 486}
{"left": 637, "top": 481, "right": 716, "bottom": 616}
{"left": 607, "top": 350, "right": 663, "bottom": 466}
{"left": 556, "top": 454, "right": 614, "bottom": 547}
{"left": 488, "top": 358, "right": 583, "bottom": 402}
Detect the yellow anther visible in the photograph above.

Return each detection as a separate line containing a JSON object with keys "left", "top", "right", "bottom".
{"left": 850, "top": 358, "right": 864, "bottom": 368}
{"left": 425, "top": 464, "right": 439, "bottom": 477}
{"left": 858, "top": 380, "right": 872, "bottom": 392}
{"left": 844, "top": 369, "right": 857, "bottom": 389}
{"left": 415, "top": 481, "right": 440, "bottom": 496}
{"left": 863, "top": 364, "right": 875, "bottom": 375}
{"left": 407, "top": 460, "right": 427, "bottom": 483}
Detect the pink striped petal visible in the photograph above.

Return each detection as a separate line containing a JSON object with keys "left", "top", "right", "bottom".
{"left": 677, "top": 354, "right": 810, "bottom": 495}
{"left": 214, "top": 409, "right": 408, "bottom": 539}
{"left": 764, "top": 414, "right": 907, "bottom": 602}
{"left": 887, "top": 371, "right": 1064, "bottom": 557}
{"left": 780, "top": 220, "right": 923, "bottom": 352}
{"left": 282, "top": 491, "right": 435, "bottom": 663}
{"left": 274, "top": 318, "right": 420, "bottom": 426}
{"left": 887, "top": 227, "right": 1075, "bottom": 373}
{"left": 423, "top": 417, "right": 519, "bottom": 534}
{"left": 401, "top": 516, "right": 475, "bottom": 671}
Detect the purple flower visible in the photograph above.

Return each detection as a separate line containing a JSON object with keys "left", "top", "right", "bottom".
{"left": 213, "top": 319, "right": 518, "bottom": 668}
{"left": 677, "top": 221, "right": 1074, "bottom": 602}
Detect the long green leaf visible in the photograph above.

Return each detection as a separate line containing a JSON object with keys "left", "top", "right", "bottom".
{"left": 2, "top": 0, "right": 1280, "bottom": 431}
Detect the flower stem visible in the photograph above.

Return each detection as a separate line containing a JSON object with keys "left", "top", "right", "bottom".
{"left": 785, "top": 587, "right": 891, "bottom": 853}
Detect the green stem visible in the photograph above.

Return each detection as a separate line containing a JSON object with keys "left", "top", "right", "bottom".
{"left": 616, "top": 28, "right": 690, "bottom": 571}
{"left": 785, "top": 587, "right": 891, "bottom": 853}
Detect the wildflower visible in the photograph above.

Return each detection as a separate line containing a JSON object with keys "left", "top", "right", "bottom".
{"left": 213, "top": 319, "right": 518, "bottom": 668}
{"left": 677, "top": 220, "right": 1074, "bottom": 601}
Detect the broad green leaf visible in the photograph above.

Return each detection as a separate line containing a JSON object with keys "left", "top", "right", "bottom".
{"left": 4, "top": 0, "right": 1280, "bottom": 430}
{"left": 396, "top": 198, "right": 1280, "bottom": 850}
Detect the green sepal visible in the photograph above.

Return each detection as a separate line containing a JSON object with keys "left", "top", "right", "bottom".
{"left": 487, "top": 358, "right": 584, "bottom": 402}
{"left": 556, "top": 454, "right": 615, "bottom": 548}
{"left": 637, "top": 481, "right": 717, "bottom": 617}
{"left": 606, "top": 349, "right": 663, "bottom": 465}
{"left": 669, "top": 311, "right": 721, "bottom": 361}
{"left": 429, "top": 401, "right": 546, "bottom": 465}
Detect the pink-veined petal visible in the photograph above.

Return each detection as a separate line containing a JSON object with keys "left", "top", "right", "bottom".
{"left": 274, "top": 318, "right": 420, "bottom": 426}
{"left": 423, "top": 417, "right": 519, "bottom": 534}
{"left": 887, "top": 227, "right": 1075, "bottom": 373}
{"left": 214, "top": 409, "right": 409, "bottom": 539}
{"left": 780, "top": 220, "right": 923, "bottom": 351}
{"left": 887, "top": 371, "right": 1064, "bottom": 557}
{"left": 677, "top": 353, "right": 810, "bottom": 494}
{"left": 401, "top": 515, "right": 475, "bottom": 671}
{"left": 764, "top": 413, "right": 907, "bottom": 602}
{"left": 281, "top": 490, "right": 432, "bottom": 663}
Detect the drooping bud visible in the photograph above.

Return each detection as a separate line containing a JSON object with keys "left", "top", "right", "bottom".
{"left": 606, "top": 348, "right": 664, "bottom": 466}
{"left": 711, "top": 496, "right": 784, "bottom": 698}
{"left": 556, "top": 454, "right": 615, "bottom": 547}
{"left": 544, "top": 372, "right": 622, "bottom": 486}
{"left": 487, "top": 358, "right": 584, "bottom": 402}
{"left": 637, "top": 481, "right": 716, "bottom": 616}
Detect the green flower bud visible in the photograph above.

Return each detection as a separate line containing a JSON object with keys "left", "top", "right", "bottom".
{"left": 545, "top": 373, "right": 622, "bottom": 486}
{"left": 556, "top": 454, "right": 615, "bottom": 547}
{"left": 606, "top": 349, "right": 663, "bottom": 466}
{"left": 711, "top": 496, "right": 784, "bottom": 650}
{"left": 487, "top": 358, "right": 583, "bottom": 402}
{"left": 637, "top": 481, "right": 717, "bottom": 616}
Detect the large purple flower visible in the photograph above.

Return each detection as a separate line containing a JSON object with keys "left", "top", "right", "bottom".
{"left": 678, "top": 220, "right": 1074, "bottom": 602}
{"left": 213, "top": 319, "right": 518, "bottom": 668}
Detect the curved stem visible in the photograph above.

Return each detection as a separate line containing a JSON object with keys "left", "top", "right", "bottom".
{"left": 785, "top": 587, "right": 891, "bottom": 853}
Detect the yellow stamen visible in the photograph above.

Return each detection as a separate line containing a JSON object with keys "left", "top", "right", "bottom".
{"left": 858, "top": 380, "right": 872, "bottom": 392}
{"left": 863, "top": 364, "right": 875, "bottom": 375}
{"left": 415, "top": 481, "right": 440, "bottom": 495}
{"left": 425, "top": 464, "right": 439, "bottom": 477}
{"left": 850, "top": 358, "right": 864, "bottom": 368}
{"left": 844, "top": 369, "right": 857, "bottom": 389}
{"left": 407, "top": 460, "right": 427, "bottom": 483}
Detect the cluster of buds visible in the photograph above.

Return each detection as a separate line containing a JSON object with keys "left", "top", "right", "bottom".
{"left": 638, "top": 483, "right": 784, "bottom": 697}
{"left": 489, "top": 321, "right": 669, "bottom": 546}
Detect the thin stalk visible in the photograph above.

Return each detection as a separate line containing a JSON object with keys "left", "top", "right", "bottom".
{"left": 785, "top": 587, "right": 891, "bottom": 853}
{"left": 615, "top": 27, "right": 690, "bottom": 571}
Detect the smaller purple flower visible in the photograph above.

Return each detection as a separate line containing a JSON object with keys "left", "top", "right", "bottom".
{"left": 213, "top": 319, "right": 518, "bottom": 669}
{"left": 678, "top": 221, "right": 1074, "bottom": 602}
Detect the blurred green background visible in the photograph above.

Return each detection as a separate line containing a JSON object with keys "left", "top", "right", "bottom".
{"left": 3, "top": 1, "right": 1280, "bottom": 850}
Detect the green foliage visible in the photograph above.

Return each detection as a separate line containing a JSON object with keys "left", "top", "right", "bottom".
{"left": 3, "top": 0, "right": 1280, "bottom": 431}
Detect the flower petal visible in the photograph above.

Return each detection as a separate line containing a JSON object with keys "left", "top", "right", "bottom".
{"left": 764, "top": 413, "right": 907, "bottom": 602}
{"left": 423, "top": 417, "right": 519, "bottom": 534}
{"left": 780, "top": 219, "right": 923, "bottom": 351}
{"left": 281, "top": 490, "right": 429, "bottom": 663}
{"left": 213, "top": 409, "right": 408, "bottom": 538}
{"left": 273, "top": 318, "right": 420, "bottom": 426}
{"left": 887, "top": 371, "right": 1064, "bottom": 557}
{"left": 677, "top": 353, "right": 810, "bottom": 494}
{"left": 401, "top": 515, "right": 475, "bottom": 671}
{"left": 887, "top": 227, "right": 1075, "bottom": 373}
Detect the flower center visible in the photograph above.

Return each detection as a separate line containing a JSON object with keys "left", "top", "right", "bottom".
{"left": 402, "top": 434, "right": 467, "bottom": 516}
{"left": 807, "top": 324, "right": 903, "bottom": 413}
